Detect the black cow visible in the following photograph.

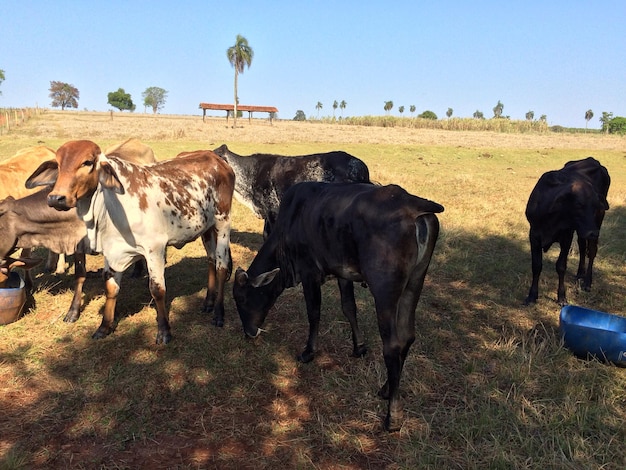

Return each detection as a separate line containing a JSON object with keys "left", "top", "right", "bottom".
{"left": 213, "top": 144, "right": 371, "bottom": 238}
{"left": 232, "top": 182, "right": 444, "bottom": 432}
{"left": 524, "top": 157, "right": 610, "bottom": 305}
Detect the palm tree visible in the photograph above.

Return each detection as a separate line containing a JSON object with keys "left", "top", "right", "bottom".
{"left": 446, "top": 108, "right": 453, "bottom": 119}
{"left": 526, "top": 110, "right": 534, "bottom": 121}
{"left": 398, "top": 106, "right": 405, "bottom": 116}
{"left": 339, "top": 100, "right": 347, "bottom": 117}
{"left": 226, "top": 34, "right": 254, "bottom": 128}
{"left": 332, "top": 100, "right": 338, "bottom": 118}
{"left": 316, "top": 101, "right": 323, "bottom": 119}
{"left": 384, "top": 101, "right": 393, "bottom": 114}
{"left": 493, "top": 100, "right": 504, "bottom": 118}
{"left": 410, "top": 105, "right": 416, "bottom": 116}
{"left": 585, "top": 109, "right": 594, "bottom": 132}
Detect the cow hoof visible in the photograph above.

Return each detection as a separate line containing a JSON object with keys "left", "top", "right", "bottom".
{"left": 156, "top": 331, "right": 172, "bottom": 345}
{"left": 297, "top": 349, "right": 315, "bottom": 363}
{"left": 352, "top": 344, "right": 368, "bottom": 357}
{"left": 384, "top": 413, "right": 402, "bottom": 433}
{"left": 211, "top": 316, "right": 224, "bottom": 327}
{"left": 523, "top": 297, "right": 537, "bottom": 306}
{"left": 92, "top": 328, "right": 112, "bottom": 340}
{"left": 63, "top": 313, "right": 80, "bottom": 323}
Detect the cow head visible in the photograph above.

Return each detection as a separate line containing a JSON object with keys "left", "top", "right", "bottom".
{"left": 232, "top": 266, "right": 280, "bottom": 338}
{"left": 26, "top": 140, "right": 124, "bottom": 211}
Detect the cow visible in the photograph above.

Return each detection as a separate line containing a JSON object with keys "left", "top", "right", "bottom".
{"left": 213, "top": 144, "right": 371, "bottom": 238}
{"left": 232, "top": 182, "right": 444, "bottom": 432}
{"left": 104, "top": 137, "right": 156, "bottom": 164}
{"left": 1, "top": 145, "right": 64, "bottom": 274}
{"left": 0, "top": 145, "right": 56, "bottom": 200}
{"left": 0, "top": 188, "right": 89, "bottom": 321}
{"left": 524, "top": 157, "right": 610, "bottom": 305}
{"left": 26, "top": 140, "right": 235, "bottom": 344}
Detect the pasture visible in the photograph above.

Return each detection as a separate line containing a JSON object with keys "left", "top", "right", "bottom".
{"left": 1, "top": 111, "right": 625, "bottom": 469}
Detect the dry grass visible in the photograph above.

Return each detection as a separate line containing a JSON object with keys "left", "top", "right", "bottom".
{"left": 1, "top": 111, "right": 625, "bottom": 469}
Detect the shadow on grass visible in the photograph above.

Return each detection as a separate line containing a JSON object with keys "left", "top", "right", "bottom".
{"left": 1, "top": 208, "right": 626, "bottom": 468}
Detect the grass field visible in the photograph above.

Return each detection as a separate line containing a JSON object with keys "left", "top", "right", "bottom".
{"left": 1, "top": 111, "right": 625, "bottom": 469}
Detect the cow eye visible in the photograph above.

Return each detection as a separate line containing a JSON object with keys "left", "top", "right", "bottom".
{"left": 82, "top": 160, "right": 94, "bottom": 168}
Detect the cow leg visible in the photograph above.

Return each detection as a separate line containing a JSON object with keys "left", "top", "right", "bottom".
{"left": 575, "top": 236, "right": 587, "bottom": 281}
{"left": 298, "top": 276, "right": 322, "bottom": 363}
{"left": 20, "top": 248, "right": 34, "bottom": 291}
{"left": 337, "top": 278, "right": 367, "bottom": 357}
{"left": 144, "top": 251, "right": 172, "bottom": 344}
{"left": 375, "top": 300, "right": 416, "bottom": 432}
{"left": 524, "top": 231, "right": 543, "bottom": 305}
{"left": 201, "top": 225, "right": 230, "bottom": 327}
{"left": 555, "top": 232, "right": 574, "bottom": 305}
{"left": 581, "top": 237, "right": 598, "bottom": 291}
{"left": 63, "top": 251, "right": 86, "bottom": 323}
{"left": 93, "top": 266, "right": 122, "bottom": 339}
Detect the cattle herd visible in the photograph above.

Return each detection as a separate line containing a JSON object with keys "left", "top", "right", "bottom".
{"left": 0, "top": 138, "right": 611, "bottom": 432}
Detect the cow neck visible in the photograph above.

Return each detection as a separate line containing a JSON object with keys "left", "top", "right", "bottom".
{"left": 76, "top": 183, "right": 106, "bottom": 254}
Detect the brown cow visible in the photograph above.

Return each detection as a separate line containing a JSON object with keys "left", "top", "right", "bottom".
{"left": 26, "top": 140, "right": 235, "bottom": 344}
{"left": 0, "top": 146, "right": 57, "bottom": 200}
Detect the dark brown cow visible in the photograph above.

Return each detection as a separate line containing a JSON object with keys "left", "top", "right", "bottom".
{"left": 213, "top": 144, "right": 371, "bottom": 237}
{"left": 0, "top": 188, "right": 88, "bottom": 321}
{"left": 233, "top": 182, "right": 444, "bottom": 431}
{"left": 524, "top": 157, "right": 610, "bottom": 305}
{"left": 26, "top": 140, "right": 235, "bottom": 344}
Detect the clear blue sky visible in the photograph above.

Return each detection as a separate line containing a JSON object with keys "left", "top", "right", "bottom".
{"left": 1, "top": 1, "right": 624, "bottom": 128}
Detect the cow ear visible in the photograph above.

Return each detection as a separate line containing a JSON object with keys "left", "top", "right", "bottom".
{"left": 235, "top": 267, "right": 248, "bottom": 286}
{"left": 249, "top": 268, "right": 280, "bottom": 288}
{"left": 99, "top": 161, "right": 125, "bottom": 194}
{"left": 25, "top": 160, "right": 59, "bottom": 188}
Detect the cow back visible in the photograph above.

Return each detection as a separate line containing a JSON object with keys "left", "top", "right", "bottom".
{"left": 0, "top": 146, "right": 56, "bottom": 200}
{"left": 262, "top": 182, "right": 443, "bottom": 286}
{"left": 213, "top": 145, "right": 370, "bottom": 220}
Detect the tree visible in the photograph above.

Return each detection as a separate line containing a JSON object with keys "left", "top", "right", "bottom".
{"left": 526, "top": 110, "right": 534, "bottom": 121}
{"left": 142, "top": 86, "right": 168, "bottom": 114}
{"left": 398, "top": 106, "right": 405, "bottom": 116}
{"left": 227, "top": 34, "right": 254, "bottom": 129}
{"left": 492, "top": 100, "right": 504, "bottom": 118}
{"left": 473, "top": 110, "right": 484, "bottom": 119}
{"left": 418, "top": 110, "right": 437, "bottom": 120}
{"left": 49, "top": 81, "right": 79, "bottom": 110}
{"left": 410, "top": 105, "right": 416, "bottom": 116}
{"left": 107, "top": 88, "right": 135, "bottom": 112}
{"left": 600, "top": 112, "right": 613, "bottom": 134}
{"left": 608, "top": 116, "right": 626, "bottom": 135}
{"left": 339, "top": 100, "right": 347, "bottom": 117}
{"left": 446, "top": 108, "right": 453, "bottom": 119}
{"left": 293, "top": 110, "right": 306, "bottom": 121}
{"left": 585, "top": 109, "right": 594, "bottom": 131}
{"left": 332, "top": 100, "right": 338, "bottom": 118}
{"left": 315, "top": 101, "right": 323, "bottom": 118}
{"left": 384, "top": 101, "right": 393, "bottom": 114}
{"left": 0, "top": 69, "right": 5, "bottom": 96}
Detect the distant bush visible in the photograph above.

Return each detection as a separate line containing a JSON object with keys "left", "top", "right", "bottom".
{"left": 550, "top": 125, "right": 565, "bottom": 133}
{"left": 293, "top": 110, "right": 306, "bottom": 121}
{"left": 418, "top": 110, "right": 438, "bottom": 120}
{"left": 608, "top": 116, "right": 626, "bottom": 135}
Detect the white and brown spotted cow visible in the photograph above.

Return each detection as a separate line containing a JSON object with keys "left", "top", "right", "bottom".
{"left": 26, "top": 140, "right": 235, "bottom": 344}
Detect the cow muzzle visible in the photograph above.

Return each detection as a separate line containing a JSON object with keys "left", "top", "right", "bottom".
{"left": 47, "top": 194, "right": 72, "bottom": 211}
{"left": 243, "top": 324, "right": 261, "bottom": 338}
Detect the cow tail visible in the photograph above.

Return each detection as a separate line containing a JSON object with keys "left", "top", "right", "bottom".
{"left": 414, "top": 213, "right": 440, "bottom": 271}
